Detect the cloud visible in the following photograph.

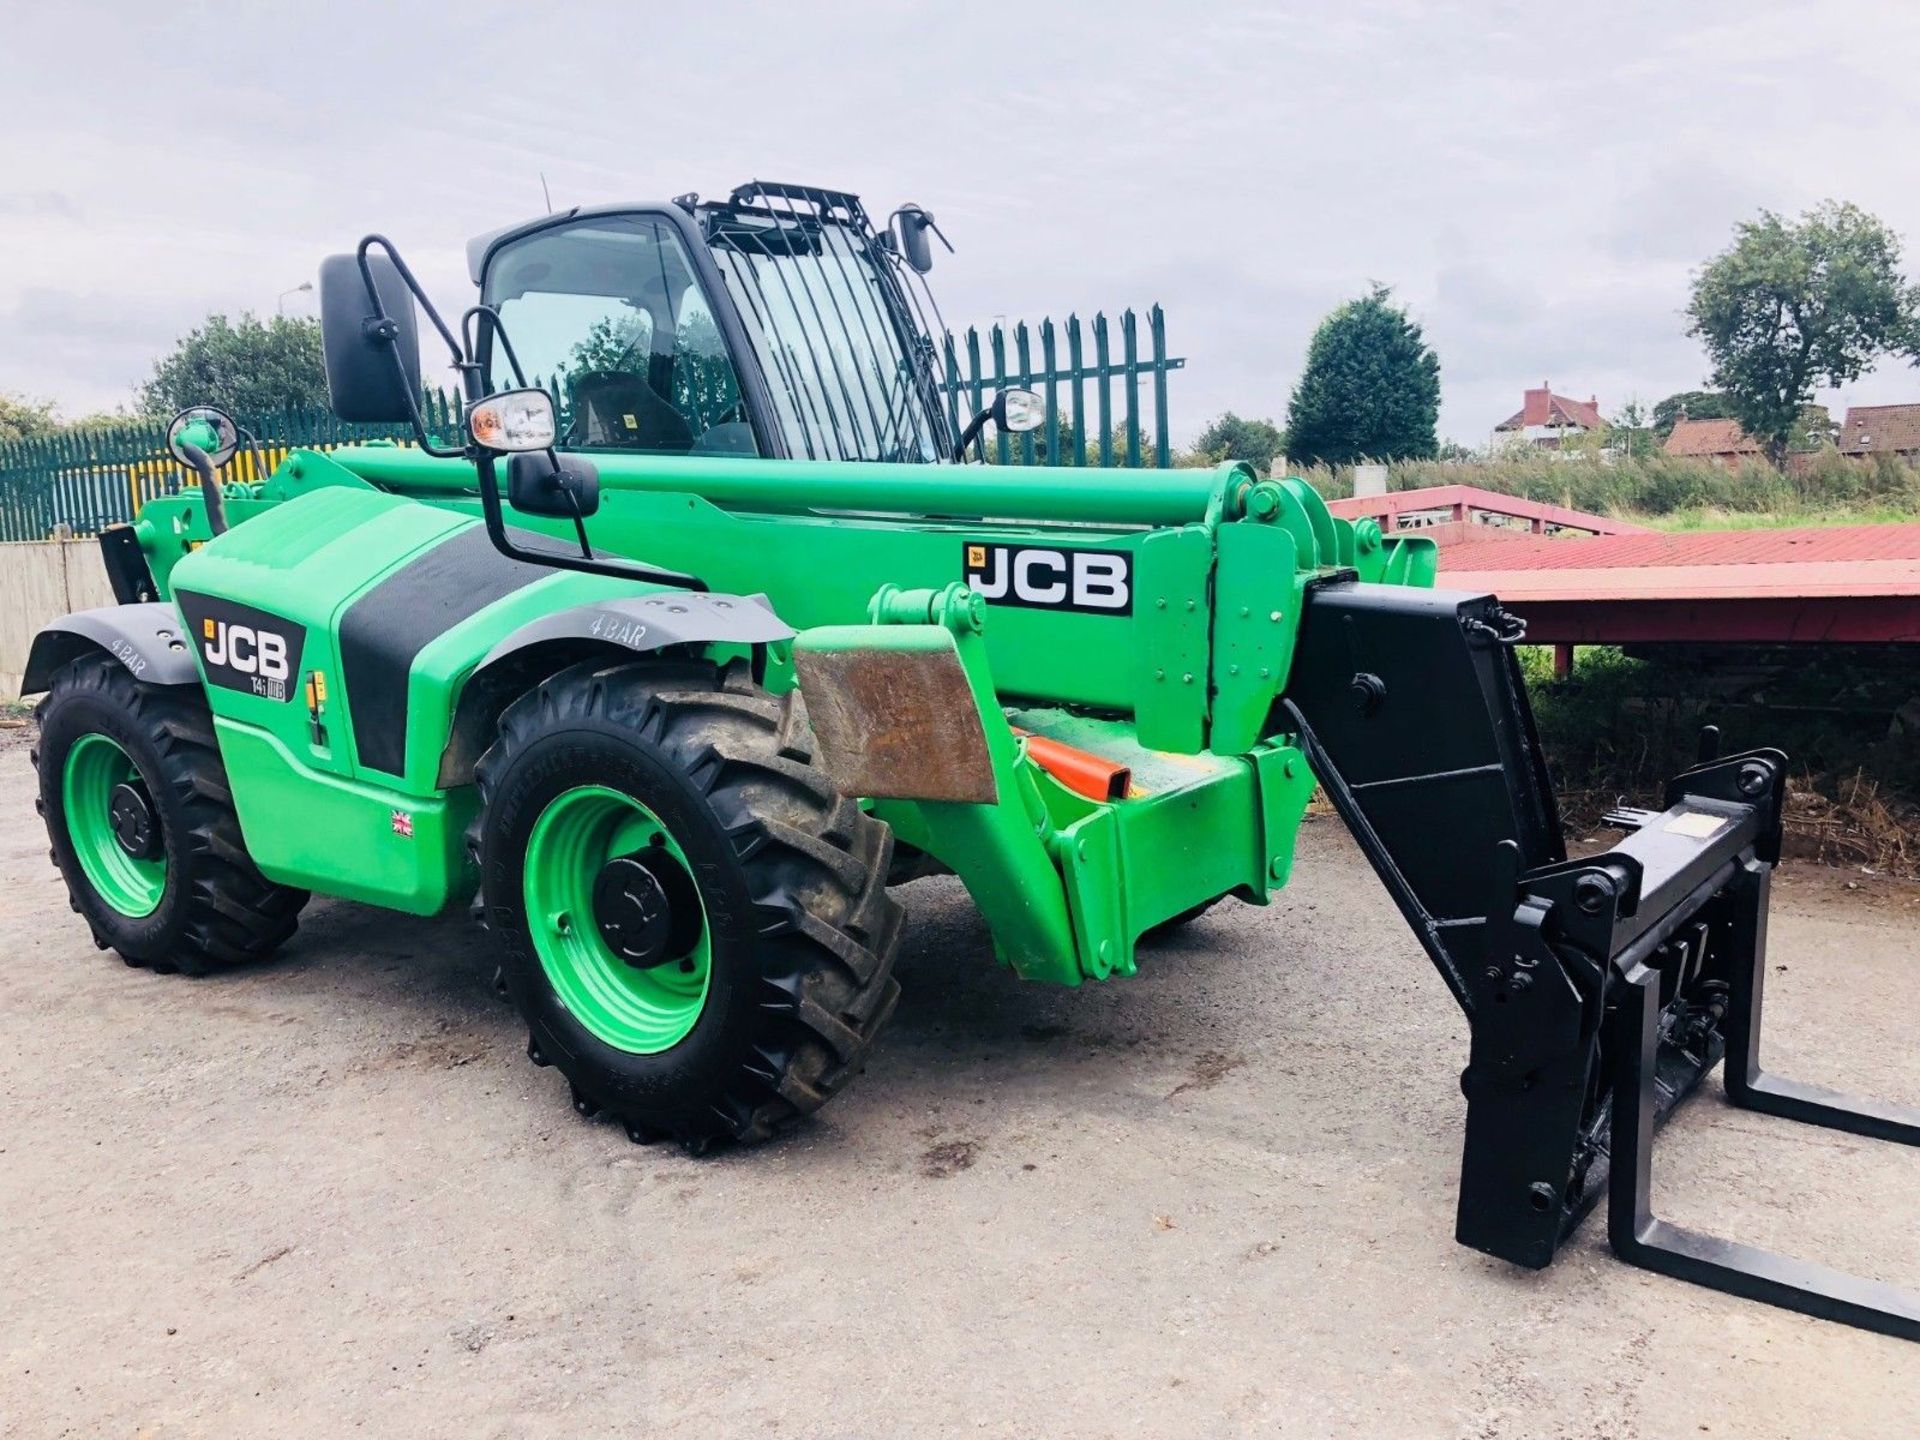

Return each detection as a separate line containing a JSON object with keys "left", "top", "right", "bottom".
{"left": 3, "top": 0, "right": 1919, "bottom": 441}
{"left": 0, "top": 190, "right": 81, "bottom": 221}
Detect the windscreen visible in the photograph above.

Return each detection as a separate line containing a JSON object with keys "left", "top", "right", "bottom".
{"left": 706, "top": 211, "right": 948, "bottom": 463}
{"left": 482, "top": 215, "right": 758, "bottom": 457}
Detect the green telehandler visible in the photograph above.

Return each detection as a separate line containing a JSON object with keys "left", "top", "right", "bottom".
{"left": 24, "top": 182, "right": 1918, "bottom": 1338}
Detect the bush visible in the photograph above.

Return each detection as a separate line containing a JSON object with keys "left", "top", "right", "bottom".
{"left": 1518, "top": 645, "right": 1920, "bottom": 873}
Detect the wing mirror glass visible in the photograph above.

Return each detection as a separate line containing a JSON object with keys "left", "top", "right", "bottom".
{"left": 165, "top": 406, "right": 239, "bottom": 470}
{"left": 890, "top": 204, "right": 952, "bottom": 275}
{"left": 507, "top": 451, "right": 600, "bottom": 519}
{"left": 952, "top": 387, "right": 1045, "bottom": 462}
{"left": 896, "top": 211, "right": 933, "bottom": 273}
{"left": 995, "top": 388, "right": 1044, "bottom": 433}
{"left": 318, "top": 251, "right": 422, "bottom": 423}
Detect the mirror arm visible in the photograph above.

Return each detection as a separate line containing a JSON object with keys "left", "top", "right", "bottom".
{"left": 353, "top": 242, "right": 708, "bottom": 593}
{"left": 357, "top": 235, "right": 462, "bottom": 367}
{"left": 464, "top": 306, "right": 529, "bottom": 389}
{"left": 468, "top": 450, "right": 711, "bottom": 593}
{"left": 951, "top": 406, "right": 993, "bottom": 464}
{"left": 352, "top": 235, "right": 467, "bottom": 459}
{"left": 232, "top": 420, "right": 272, "bottom": 488}
{"left": 891, "top": 204, "right": 954, "bottom": 254}
{"left": 179, "top": 442, "right": 228, "bottom": 536}
{"left": 561, "top": 477, "right": 593, "bottom": 559}
{"left": 952, "top": 391, "right": 1012, "bottom": 464}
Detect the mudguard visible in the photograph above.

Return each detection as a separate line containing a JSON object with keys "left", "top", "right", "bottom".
{"left": 474, "top": 591, "right": 793, "bottom": 669}
{"left": 20, "top": 603, "right": 198, "bottom": 697}
{"left": 437, "top": 592, "right": 795, "bottom": 786}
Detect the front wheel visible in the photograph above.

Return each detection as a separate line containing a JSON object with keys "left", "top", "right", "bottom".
{"left": 34, "top": 653, "right": 308, "bottom": 973}
{"left": 474, "top": 658, "right": 903, "bottom": 1153}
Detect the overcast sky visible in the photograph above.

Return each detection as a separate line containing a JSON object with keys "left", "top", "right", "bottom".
{"left": 5, "top": 0, "right": 1920, "bottom": 447}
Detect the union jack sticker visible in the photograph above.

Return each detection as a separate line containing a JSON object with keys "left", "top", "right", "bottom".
{"left": 391, "top": 810, "right": 414, "bottom": 838}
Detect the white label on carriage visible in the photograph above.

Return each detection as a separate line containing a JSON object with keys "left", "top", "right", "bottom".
{"left": 1664, "top": 811, "right": 1728, "bottom": 840}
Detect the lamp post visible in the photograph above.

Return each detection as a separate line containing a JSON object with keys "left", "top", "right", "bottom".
{"left": 277, "top": 281, "right": 313, "bottom": 315}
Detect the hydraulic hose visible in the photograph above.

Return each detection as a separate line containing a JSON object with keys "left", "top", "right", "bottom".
{"left": 178, "top": 442, "right": 228, "bottom": 536}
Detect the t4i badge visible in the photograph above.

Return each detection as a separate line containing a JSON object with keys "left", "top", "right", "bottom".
{"left": 963, "top": 542, "right": 1132, "bottom": 615}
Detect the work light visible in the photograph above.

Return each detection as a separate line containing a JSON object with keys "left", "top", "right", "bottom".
{"left": 469, "top": 388, "right": 557, "bottom": 452}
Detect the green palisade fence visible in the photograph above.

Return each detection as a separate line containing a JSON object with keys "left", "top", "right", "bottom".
{"left": 0, "top": 306, "right": 1181, "bottom": 539}
{"left": 0, "top": 403, "right": 461, "bottom": 542}
{"left": 942, "top": 306, "right": 1182, "bottom": 469}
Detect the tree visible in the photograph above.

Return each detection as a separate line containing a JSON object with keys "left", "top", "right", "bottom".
{"left": 1651, "top": 389, "right": 1733, "bottom": 438}
{"left": 0, "top": 393, "right": 60, "bottom": 443}
{"left": 1285, "top": 285, "right": 1440, "bottom": 465}
{"left": 1794, "top": 403, "right": 1839, "bottom": 451}
{"left": 138, "top": 313, "right": 328, "bottom": 418}
{"left": 1611, "top": 398, "right": 1654, "bottom": 460}
{"left": 566, "top": 311, "right": 652, "bottom": 380}
{"left": 1687, "top": 202, "right": 1920, "bottom": 465}
{"left": 1187, "top": 412, "right": 1286, "bottom": 473}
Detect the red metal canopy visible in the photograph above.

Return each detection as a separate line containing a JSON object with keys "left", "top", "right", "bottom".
{"left": 1325, "top": 484, "right": 1920, "bottom": 645}
{"left": 1440, "top": 523, "right": 1920, "bottom": 645}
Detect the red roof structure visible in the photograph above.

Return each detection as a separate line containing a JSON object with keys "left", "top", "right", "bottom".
{"left": 1326, "top": 484, "right": 1647, "bottom": 548}
{"left": 1494, "top": 383, "right": 1603, "bottom": 434}
{"left": 1663, "top": 417, "right": 1759, "bottom": 461}
{"left": 1838, "top": 404, "right": 1920, "bottom": 457}
{"left": 1328, "top": 485, "right": 1920, "bottom": 644}
{"left": 1441, "top": 523, "right": 1920, "bottom": 644}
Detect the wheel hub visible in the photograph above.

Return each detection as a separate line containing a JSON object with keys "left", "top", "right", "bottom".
{"left": 107, "top": 780, "right": 161, "bottom": 860}
{"left": 592, "top": 849, "right": 700, "bottom": 970}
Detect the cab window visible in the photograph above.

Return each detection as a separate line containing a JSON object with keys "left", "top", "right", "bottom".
{"left": 483, "top": 214, "right": 757, "bottom": 457}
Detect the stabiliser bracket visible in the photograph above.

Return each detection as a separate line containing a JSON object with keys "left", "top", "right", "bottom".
{"left": 1282, "top": 580, "right": 1920, "bottom": 1341}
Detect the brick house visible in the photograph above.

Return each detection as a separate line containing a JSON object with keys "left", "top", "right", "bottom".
{"left": 1662, "top": 417, "right": 1760, "bottom": 468}
{"left": 1491, "top": 383, "right": 1604, "bottom": 452}
{"left": 1837, "top": 404, "right": 1920, "bottom": 459}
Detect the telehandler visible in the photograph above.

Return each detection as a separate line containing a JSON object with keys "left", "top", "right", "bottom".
{"left": 24, "top": 182, "right": 1917, "bottom": 1338}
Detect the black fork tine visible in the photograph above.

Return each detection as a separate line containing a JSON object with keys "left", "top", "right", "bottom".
{"left": 1721, "top": 861, "right": 1920, "bottom": 1145}
{"left": 1605, "top": 861, "right": 1920, "bottom": 1342}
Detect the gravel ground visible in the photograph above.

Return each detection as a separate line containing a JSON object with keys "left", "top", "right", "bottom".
{"left": 1, "top": 736, "right": 1916, "bottom": 1438}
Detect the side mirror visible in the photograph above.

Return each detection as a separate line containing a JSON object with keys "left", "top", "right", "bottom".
{"left": 951, "top": 387, "right": 1045, "bottom": 462}
{"left": 165, "top": 406, "right": 239, "bottom": 470}
{"left": 892, "top": 206, "right": 940, "bottom": 274}
{"left": 992, "top": 388, "right": 1044, "bottom": 434}
{"left": 318, "top": 251, "right": 422, "bottom": 422}
{"left": 507, "top": 451, "right": 600, "bottom": 519}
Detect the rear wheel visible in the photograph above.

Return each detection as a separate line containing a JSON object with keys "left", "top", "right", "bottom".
{"left": 34, "top": 653, "right": 308, "bottom": 973}
{"left": 474, "top": 657, "right": 903, "bottom": 1153}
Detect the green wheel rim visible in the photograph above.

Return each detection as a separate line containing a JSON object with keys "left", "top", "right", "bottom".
{"left": 62, "top": 733, "right": 166, "bottom": 918}
{"left": 523, "top": 785, "right": 713, "bottom": 1054}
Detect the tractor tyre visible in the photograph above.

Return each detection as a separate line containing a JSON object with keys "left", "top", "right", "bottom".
{"left": 473, "top": 657, "right": 903, "bottom": 1154}
{"left": 33, "top": 653, "right": 309, "bottom": 974}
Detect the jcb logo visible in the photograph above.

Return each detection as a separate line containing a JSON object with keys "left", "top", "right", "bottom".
{"left": 202, "top": 618, "right": 290, "bottom": 682}
{"left": 963, "top": 542, "right": 1132, "bottom": 615}
{"left": 175, "top": 592, "right": 306, "bottom": 705}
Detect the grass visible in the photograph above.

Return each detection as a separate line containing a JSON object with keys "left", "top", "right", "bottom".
{"left": 1290, "top": 449, "right": 1920, "bottom": 529}
{"left": 1641, "top": 504, "right": 1920, "bottom": 532}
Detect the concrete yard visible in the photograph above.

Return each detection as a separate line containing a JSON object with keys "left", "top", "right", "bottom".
{"left": 1, "top": 735, "right": 1916, "bottom": 1438}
